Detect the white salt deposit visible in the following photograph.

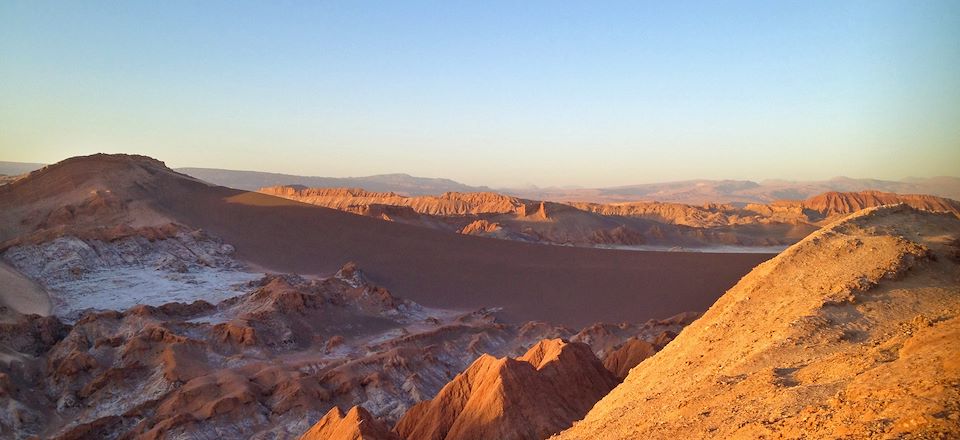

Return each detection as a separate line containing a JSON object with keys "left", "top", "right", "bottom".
{"left": 3, "top": 233, "right": 262, "bottom": 321}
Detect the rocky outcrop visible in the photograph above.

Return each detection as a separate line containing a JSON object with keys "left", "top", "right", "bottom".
{"left": 258, "top": 186, "right": 537, "bottom": 217}
{"left": 299, "top": 406, "right": 398, "bottom": 440}
{"left": 0, "top": 257, "right": 689, "bottom": 440}
{"left": 601, "top": 338, "right": 657, "bottom": 380}
{"left": 458, "top": 219, "right": 502, "bottom": 235}
{"left": 394, "top": 339, "right": 618, "bottom": 440}
{"left": 800, "top": 190, "right": 960, "bottom": 220}
{"left": 555, "top": 205, "right": 960, "bottom": 439}
{"left": 574, "top": 191, "right": 960, "bottom": 227}
{"left": 2, "top": 229, "right": 255, "bottom": 321}
{"left": 0, "top": 314, "right": 69, "bottom": 356}
{"left": 569, "top": 201, "right": 754, "bottom": 228}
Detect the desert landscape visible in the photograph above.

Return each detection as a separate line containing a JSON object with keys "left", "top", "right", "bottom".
{"left": 0, "top": 155, "right": 957, "bottom": 440}
{"left": 2, "top": 2, "right": 959, "bottom": 439}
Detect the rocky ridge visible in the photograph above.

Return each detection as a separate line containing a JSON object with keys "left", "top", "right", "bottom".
{"left": 298, "top": 406, "right": 397, "bottom": 440}
{"left": 554, "top": 205, "right": 960, "bottom": 439}
{"left": 260, "top": 185, "right": 959, "bottom": 249}
{"left": 393, "top": 339, "right": 619, "bottom": 440}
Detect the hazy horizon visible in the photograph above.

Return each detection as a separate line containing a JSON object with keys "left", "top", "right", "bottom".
{"left": 2, "top": 1, "right": 959, "bottom": 187}
{"left": 2, "top": 155, "right": 959, "bottom": 190}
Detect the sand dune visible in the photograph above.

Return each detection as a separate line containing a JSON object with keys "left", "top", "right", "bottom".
{"left": 0, "top": 260, "right": 50, "bottom": 322}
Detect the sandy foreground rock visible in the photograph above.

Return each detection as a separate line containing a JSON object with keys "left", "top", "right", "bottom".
{"left": 554, "top": 205, "right": 960, "bottom": 439}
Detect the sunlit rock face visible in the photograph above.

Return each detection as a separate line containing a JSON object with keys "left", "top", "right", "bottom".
{"left": 393, "top": 339, "right": 619, "bottom": 440}
{"left": 555, "top": 206, "right": 960, "bottom": 440}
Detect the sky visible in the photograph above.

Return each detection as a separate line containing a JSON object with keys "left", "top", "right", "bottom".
{"left": 1, "top": 1, "right": 958, "bottom": 188}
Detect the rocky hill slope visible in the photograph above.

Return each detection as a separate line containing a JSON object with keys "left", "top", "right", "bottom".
{"left": 0, "top": 261, "right": 692, "bottom": 439}
{"left": 295, "top": 332, "right": 681, "bottom": 440}
{"left": 299, "top": 406, "right": 397, "bottom": 440}
{"left": 573, "top": 190, "right": 960, "bottom": 227}
{"left": 554, "top": 205, "right": 960, "bottom": 439}
{"left": 799, "top": 190, "right": 960, "bottom": 220}
{"left": 393, "top": 339, "right": 619, "bottom": 440}
{"left": 259, "top": 187, "right": 538, "bottom": 217}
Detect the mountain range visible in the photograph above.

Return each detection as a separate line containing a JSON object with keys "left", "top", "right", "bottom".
{"left": 3, "top": 160, "right": 958, "bottom": 203}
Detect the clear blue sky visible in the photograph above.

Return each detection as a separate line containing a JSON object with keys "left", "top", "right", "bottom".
{"left": 1, "top": 1, "right": 958, "bottom": 187}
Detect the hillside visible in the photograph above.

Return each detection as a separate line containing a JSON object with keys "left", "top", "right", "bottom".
{"left": 799, "top": 190, "right": 960, "bottom": 220}
{"left": 554, "top": 205, "right": 960, "bottom": 439}
{"left": 0, "top": 154, "right": 768, "bottom": 327}
{"left": 299, "top": 406, "right": 397, "bottom": 440}
{"left": 393, "top": 339, "right": 618, "bottom": 440}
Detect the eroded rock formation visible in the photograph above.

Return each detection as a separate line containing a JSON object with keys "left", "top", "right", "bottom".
{"left": 394, "top": 339, "right": 619, "bottom": 440}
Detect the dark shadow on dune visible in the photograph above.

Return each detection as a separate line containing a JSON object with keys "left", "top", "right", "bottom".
{"left": 146, "top": 177, "right": 772, "bottom": 327}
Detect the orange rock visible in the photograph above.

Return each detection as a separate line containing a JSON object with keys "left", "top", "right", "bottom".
{"left": 602, "top": 338, "right": 657, "bottom": 380}
{"left": 300, "top": 406, "right": 398, "bottom": 440}
{"left": 394, "top": 339, "right": 617, "bottom": 440}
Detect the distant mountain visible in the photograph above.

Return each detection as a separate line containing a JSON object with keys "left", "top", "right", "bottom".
{"left": 504, "top": 176, "right": 960, "bottom": 204}
{"left": 2, "top": 160, "right": 956, "bottom": 203}
{"left": 176, "top": 167, "right": 489, "bottom": 196}
{"left": 0, "top": 161, "right": 46, "bottom": 185}
{"left": 0, "top": 161, "right": 45, "bottom": 176}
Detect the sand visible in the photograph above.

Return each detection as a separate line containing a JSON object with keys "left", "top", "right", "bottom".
{"left": 0, "top": 154, "right": 771, "bottom": 327}
{"left": 0, "top": 260, "right": 50, "bottom": 322}
{"left": 154, "top": 187, "right": 771, "bottom": 327}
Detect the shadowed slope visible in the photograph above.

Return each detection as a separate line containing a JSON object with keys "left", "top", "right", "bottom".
{"left": 155, "top": 184, "right": 770, "bottom": 326}
{"left": 0, "top": 154, "right": 770, "bottom": 326}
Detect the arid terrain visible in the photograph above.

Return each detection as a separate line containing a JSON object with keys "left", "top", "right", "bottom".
{"left": 555, "top": 205, "right": 960, "bottom": 439}
{"left": 1, "top": 154, "right": 957, "bottom": 440}
{"left": 0, "top": 154, "right": 709, "bottom": 439}
{"left": 258, "top": 185, "right": 959, "bottom": 250}
{"left": 3, "top": 1, "right": 956, "bottom": 438}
